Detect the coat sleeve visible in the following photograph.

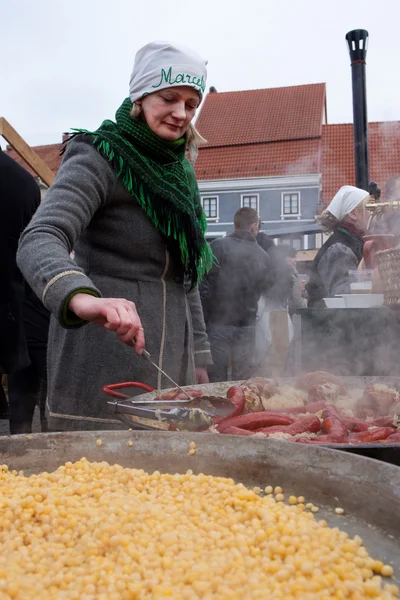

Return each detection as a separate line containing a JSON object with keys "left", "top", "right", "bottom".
{"left": 317, "top": 243, "right": 359, "bottom": 297}
{"left": 199, "top": 239, "right": 223, "bottom": 324}
{"left": 288, "top": 273, "right": 307, "bottom": 315}
{"left": 187, "top": 286, "right": 213, "bottom": 368}
{"left": 17, "top": 137, "right": 116, "bottom": 327}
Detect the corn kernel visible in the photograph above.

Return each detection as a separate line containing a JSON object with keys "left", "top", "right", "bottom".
{"left": 127, "top": 441, "right": 133, "bottom": 447}
{"left": 311, "top": 506, "right": 319, "bottom": 513}
{"left": 264, "top": 486, "right": 273, "bottom": 494}
{"left": 297, "top": 496, "right": 305, "bottom": 503}
{"left": 288, "top": 496, "right": 298, "bottom": 505}
{"left": 275, "top": 493, "right": 284, "bottom": 502}
{"left": 335, "top": 507, "right": 344, "bottom": 515}
{"left": 0, "top": 459, "right": 396, "bottom": 599}
{"left": 96, "top": 439, "right": 102, "bottom": 447}
{"left": 188, "top": 449, "right": 196, "bottom": 455}
{"left": 274, "top": 486, "right": 283, "bottom": 494}
{"left": 381, "top": 565, "right": 394, "bottom": 577}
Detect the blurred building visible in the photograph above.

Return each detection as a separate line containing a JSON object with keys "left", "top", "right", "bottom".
{"left": 4, "top": 86, "right": 400, "bottom": 263}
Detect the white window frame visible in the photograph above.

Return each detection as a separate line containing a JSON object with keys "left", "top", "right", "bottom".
{"left": 281, "top": 191, "right": 301, "bottom": 219}
{"left": 241, "top": 193, "right": 259, "bottom": 212}
{"left": 201, "top": 196, "right": 219, "bottom": 221}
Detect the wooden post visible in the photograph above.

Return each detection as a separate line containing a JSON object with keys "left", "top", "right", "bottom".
{"left": 0, "top": 117, "right": 55, "bottom": 187}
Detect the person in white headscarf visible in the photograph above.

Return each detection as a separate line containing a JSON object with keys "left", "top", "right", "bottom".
{"left": 306, "top": 185, "right": 370, "bottom": 308}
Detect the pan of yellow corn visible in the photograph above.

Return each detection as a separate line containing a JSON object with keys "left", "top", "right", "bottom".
{"left": 0, "top": 431, "right": 398, "bottom": 599}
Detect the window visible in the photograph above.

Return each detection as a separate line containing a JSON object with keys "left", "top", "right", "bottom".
{"left": 201, "top": 196, "right": 218, "bottom": 219}
{"left": 241, "top": 194, "right": 259, "bottom": 210}
{"left": 282, "top": 192, "right": 300, "bottom": 216}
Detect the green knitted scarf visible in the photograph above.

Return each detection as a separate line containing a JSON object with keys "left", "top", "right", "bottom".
{"left": 65, "top": 97, "right": 213, "bottom": 286}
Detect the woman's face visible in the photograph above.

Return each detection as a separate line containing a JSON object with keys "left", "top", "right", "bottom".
{"left": 138, "top": 86, "right": 200, "bottom": 141}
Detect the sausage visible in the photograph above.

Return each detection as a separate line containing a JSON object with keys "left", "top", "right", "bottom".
{"left": 341, "top": 417, "right": 371, "bottom": 432}
{"left": 219, "top": 415, "right": 321, "bottom": 438}
{"left": 381, "top": 431, "right": 400, "bottom": 443}
{"left": 321, "top": 405, "right": 342, "bottom": 419}
{"left": 321, "top": 406, "right": 369, "bottom": 434}
{"left": 285, "top": 415, "right": 321, "bottom": 435}
{"left": 320, "top": 416, "right": 348, "bottom": 442}
{"left": 213, "top": 386, "right": 245, "bottom": 425}
{"left": 296, "top": 372, "right": 346, "bottom": 393}
{"left": 348, "top": 427, "right": 396, "bottom": 444}
{"left": 216, "top": 412, "right": 294, "bottom": 433}
{"left": 226, "top": 385, "right": 246, "bottom": 417}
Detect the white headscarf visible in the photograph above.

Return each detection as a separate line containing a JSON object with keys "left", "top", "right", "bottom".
{"left": 327, "top": 185, "right": 370, "bottom": 221}
{"left": 129, "top": 41, "right": 207, "bottom": 103}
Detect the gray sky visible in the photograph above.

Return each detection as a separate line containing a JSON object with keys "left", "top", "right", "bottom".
{"left": 2, "top": 0, "right": 399, "bottom": 147}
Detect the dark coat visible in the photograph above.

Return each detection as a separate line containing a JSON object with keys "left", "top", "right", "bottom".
{"left": 200, "top": 231, "right": 271, "bottom": 327}
{"left": 17, "top": 137, "right": 211, "bottom": 430}
{"left": 0, "top": 149, "right": 49, "bottom": 373}
{"left": 306, "top": 227, "right": 364, "bottom": 308}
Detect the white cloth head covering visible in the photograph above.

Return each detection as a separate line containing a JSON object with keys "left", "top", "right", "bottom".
{"left": 327, "top": 185, "right": 370, "bottom": 221}
{"left": 129, "top": 41, "right": 207, "bottom": 103}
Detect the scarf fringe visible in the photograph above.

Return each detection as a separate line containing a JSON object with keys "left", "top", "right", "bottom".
{"left": 93, "top": 136, "right": 213, "bottom": 285}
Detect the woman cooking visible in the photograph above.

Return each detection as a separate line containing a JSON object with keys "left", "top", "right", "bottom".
{"left": 307, "top": 185, "right": 370, "bottom": 308}
{"left": 17, "top": 41, "right": 214, "bottom": 431}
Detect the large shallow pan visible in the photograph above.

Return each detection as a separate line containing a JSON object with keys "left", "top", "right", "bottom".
{"left": 106, "top": 377, "right": 400, "bottom": 466}
{"left": 0, "top": 431, "right": 399, "bottom": 576}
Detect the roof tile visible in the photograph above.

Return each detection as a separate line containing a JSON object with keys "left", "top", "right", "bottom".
{"left": 321, "top": 122, "right": 400, "bottom": 204}
{"left": 195, "top": 139, "right": 321, "bottom": 180}
{"left": 196, "top": 83, "right": 326, "bottom": 147}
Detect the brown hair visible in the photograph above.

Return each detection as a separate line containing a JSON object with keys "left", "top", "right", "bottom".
{"left": 234, "top": 207, "right": 259, "bottom": 231}
{"left": 130, "top": 102, "right": 206, "bottom": 163}
{"left": 317, "top": 209, "right": 340, "bottom": 234}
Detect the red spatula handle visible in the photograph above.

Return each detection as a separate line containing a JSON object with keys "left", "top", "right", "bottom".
{"left": 102, "top": 381, "right": 155, "bottom": 399}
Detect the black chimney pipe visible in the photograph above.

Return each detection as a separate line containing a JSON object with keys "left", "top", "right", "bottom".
{"left": 345, "top": 29, "right": 370, "bottom": 191}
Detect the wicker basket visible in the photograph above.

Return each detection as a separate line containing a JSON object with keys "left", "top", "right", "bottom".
{"left": 375, "top": 247, "right": 400, "bottom": 307}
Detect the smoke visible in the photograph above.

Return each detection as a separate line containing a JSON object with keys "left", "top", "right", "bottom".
{"left": 283, "top": 154, "right": 318, "bottom": 176}
{"left": 368, "top": 121, "right": 400, "bottom": 236}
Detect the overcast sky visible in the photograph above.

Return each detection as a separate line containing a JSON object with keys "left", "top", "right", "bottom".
{"left": 1, "top": 0, "right": 399, "bottom": 147}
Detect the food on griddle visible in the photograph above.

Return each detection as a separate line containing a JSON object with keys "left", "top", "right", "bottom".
{"left": 357, "top": 384, "right": 400, "bottom": 418}
{"left": 308, "top": 382, "right": 345, "bottom": 404}
{"left": 296, "top": 371, "right": 347, "bottom": 394}
{"left": 239, "top": 377, "right": 279, "bottom": 412}
{"left": 0, "top": 460, "right": 397, "bottom": 599}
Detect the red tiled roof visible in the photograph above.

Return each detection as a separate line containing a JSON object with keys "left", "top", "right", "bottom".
{"left": 321, "top": 121, "right": 400, "bottom": 205}
{"left": 4, "top": 143, "right": 63, "bottom": 179}
{"left": 196, "top": 83, "right": 326, "bottom": 147}
{"left": 195, "top": 139, "right": 321, "bottom": 180}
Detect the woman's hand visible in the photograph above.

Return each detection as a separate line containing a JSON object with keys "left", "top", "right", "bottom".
{"left": 195, "top": 367, "right": 209, "bottom": 384}
{"left": 68, "top": 293, "right": 145, "bottom": 354}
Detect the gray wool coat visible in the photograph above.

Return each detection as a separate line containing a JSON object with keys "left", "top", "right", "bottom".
{"left": 17, "top": 136, "right": 212, "bottom": 431}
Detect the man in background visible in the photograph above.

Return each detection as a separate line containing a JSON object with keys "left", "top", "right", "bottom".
{"left": 0, "top": 147, "right": 50, "bottom": 433}
{"left": 200, "top": 207, "right": 271, "bottom": 382}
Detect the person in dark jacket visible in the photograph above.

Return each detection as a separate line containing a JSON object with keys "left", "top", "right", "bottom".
{"left": 200, "top": 208, "right": 271, "bottom": 382}
{"left": 0, "top": 147, "right": 50, "bottom": 433}
{"left": 307, "top": 185, "right": 370, "bottom": 308}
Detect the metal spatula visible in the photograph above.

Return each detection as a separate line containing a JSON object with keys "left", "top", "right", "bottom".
{"left": 140, "top": 348, "right": 192, "bottom": 400}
